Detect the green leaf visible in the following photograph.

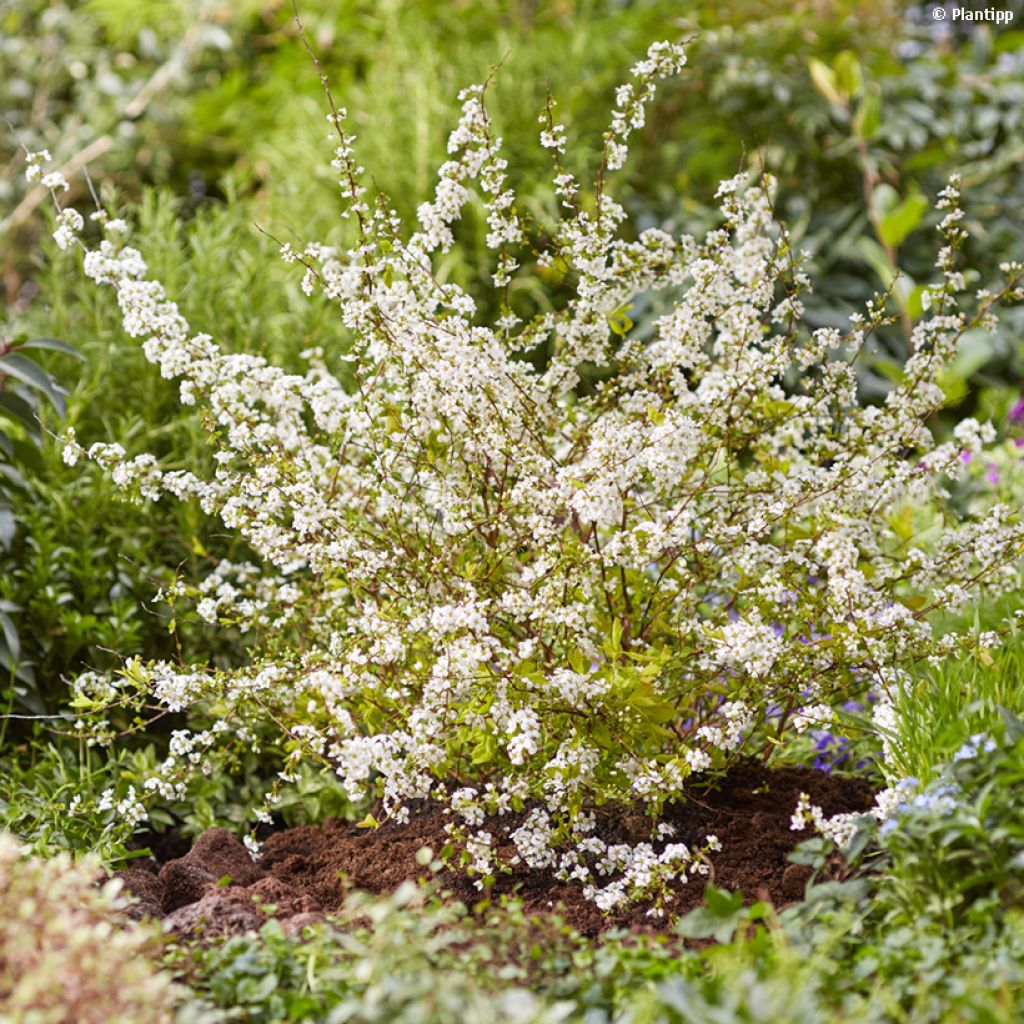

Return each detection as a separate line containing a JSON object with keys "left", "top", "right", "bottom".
{"left": 675, "top": 886, "right": 746, "bottom": 943}
{"left": 872, "top": 187, "right": 928, "bottom": 248}
{"left": 68, "top": 692, "right": 101, "bottom": 711}
{"left": 853, "top": 88, "right": 881, "bottom": 140}
{"left": 0, "top": 606, "right": 19, "bottom": 659}
{"left": 19, "top": 337, "right": 82, "bottom": 358}
{"left": 604, "top": 617, "right": 623, "bottom": 658}
{"left": 631, "top": 693, "right": 677, "bottom": 725}
{"left": 607, "top": 303, "right": 634, "bottom": 338}
{"left": 471, "top": 732, "right": 498, "bottom": 765}
{"left": 764, "top": 399, "right": 796, "bottom": 419}
{"left": 0, "top": 390, "right": 42, "bottom": 435}
{"left": 355, "top": 813, "right": 380, "bottom": 829}
{"left": 904, "top": 283, "right": 929, "bottom": 321}
{"left": 951, "top": 329, "right": 996, "bottom": 379}
{"left": 0, "top": 463, "right": 26, "bottom": 489}
{"left": 999, "top": 706, "right": 1024, "bottom": 744}
{"left": 591, "top": 721, "right": 614, "bottom": 749}
{"left": 0, "top": 354, "right": 66, "bottom": 418}
{"left": 802, "top": 878, "right": 873, "bottom": 906}
{"left": 886, "top": 506, "right": 914, "bottom": 543}
{"left": 704, "top": 883, "right": 744, "bottom": 918}
{"left": 808, "top": 58, "right": 842, "bottom": 106}
{"left": 856, "top": 235, "right": 896, "bottom": 289}
{"left": 0, "top": 505, "right": 12, "bottom": 548}
{"left": 833, "top": 51, "right": 863, "bottom": 99}
{"left": 360, "top": 702, "right": 386, "bottom": 733}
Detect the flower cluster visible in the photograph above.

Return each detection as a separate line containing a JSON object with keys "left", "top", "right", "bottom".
{"left": 791, "top": 731, "right": 998, "bottom": 848}
{"left": 39, "top": 39, "right": 1024, "bottom": 909}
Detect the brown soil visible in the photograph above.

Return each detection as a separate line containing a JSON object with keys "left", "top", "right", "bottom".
{"left": 118, "top": 763, "right": 873, "bottom": 940}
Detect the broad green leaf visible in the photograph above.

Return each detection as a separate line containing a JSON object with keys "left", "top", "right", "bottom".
{"left": 19, "top": 337, "right": 82, "bottom": 358}
{"left": 870, "top": 355, "right": 904, "bottom": 383}
{"left": 0, "top": 389, "right": 41, "bottom": 434}
{"left": 675, "top": 886, "right": 747, "bottom": 942}
{"left": 904, "top": 283, "right": 929, "bottom": 321}
{"left": 887, "top": 506, "right": 914, "bottom": 542}
{"left": 0, "top": 463, "right": 26, "bottom": 489}
{"left": 892, "top": 273, "right": 918, "bottom": 317}
{"left": 808, "top": 58, "right": 842, "bottom": 106}
{"left": 607, "top": 303, "right": 634, "bottom": 338}
{"left": 833, "top": 51, "right": 863, "bottom": 99}
{"left": 360, "top": 703, "right": 386, "bottom": 733}
{"left": 471, "top": 732, "right": 498, "bottom": 765}
{"left": 0, "top": 504, "right": 11, "bottom": 549}
{"left": 951, "top": 329, "right": 995, "bottom": 379}
{"left": 870, "top": 183, "right": 900, "bottom": 219}
{"left": 604, "top": 617, "right": 623, "bottom": 658}
{"left": 764, "top": 399, "right": 796, "bottom": 418}
{"left": 631, "top": 692, "right": 677, "bottom": 724}
{"left": 0, "top": 608, "right": 17, "bottom": 659}
{"left": 853, "top": 88, "right": 881, "bottom": 139}
{"left": 705, "top": 884, "right": 745, "bottom": 917}
{"left": 874, "top": 190, "right": 929, "bottom": 248}
{"left": 0, "top": 354, "right": 66, "bottom": 417}
{"left": 999, "top": 706, "right": 1024, "bottom": 744}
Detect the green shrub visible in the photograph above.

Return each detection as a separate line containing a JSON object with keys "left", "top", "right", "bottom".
{"left": 40, "top": 21, "right": 1024, "bottom": 919}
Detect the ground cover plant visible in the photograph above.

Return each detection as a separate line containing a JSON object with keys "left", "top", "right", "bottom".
{"left": 4, "top": 4, "right": 1024, "bottom": 1022}
{"left": 0, "top": 832, "right": 178, "bottom": 1022}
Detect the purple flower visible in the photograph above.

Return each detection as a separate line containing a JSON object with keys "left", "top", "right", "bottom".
{"left": 810, "top": 730, "right": 853, "bottom": 773}
{"left": 960, "top": 450, "right": 972, "bottom": 466}
{"left": 1008, "top": 397, "right": 1024, "bottom": 424}
{"left": 986, "top": 461, "right": 1000, "bottom": 485}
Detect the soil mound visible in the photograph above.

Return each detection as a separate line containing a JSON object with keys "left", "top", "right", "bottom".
{"left": 118, "top": 764, "right": 873, "bottom": 939}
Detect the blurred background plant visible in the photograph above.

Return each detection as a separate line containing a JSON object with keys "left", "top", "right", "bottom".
{"left": 0, "top": 831, "right": 180, "bottom": 1021}
{"left": 0, "top": 332, "right": 78, "bottom": 705}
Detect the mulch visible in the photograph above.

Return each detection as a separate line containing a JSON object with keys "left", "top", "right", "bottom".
{"left": 118, "top": 761, "right": 874, "bottom": 940}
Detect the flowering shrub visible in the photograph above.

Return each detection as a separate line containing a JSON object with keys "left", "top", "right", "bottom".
{"left": 0, "top": 832, "right": 177, "bottom": 1022}
{"left": 32, "top": 39, "right": 1024, "bottom": 909}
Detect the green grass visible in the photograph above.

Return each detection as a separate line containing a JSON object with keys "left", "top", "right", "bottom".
{"left": 887, "top": 616, "right": 1024, "bottom": 784}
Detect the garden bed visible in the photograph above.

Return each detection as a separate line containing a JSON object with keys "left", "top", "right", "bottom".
{"left": 119, "top": 763, "right": 873, "bottom": 939}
